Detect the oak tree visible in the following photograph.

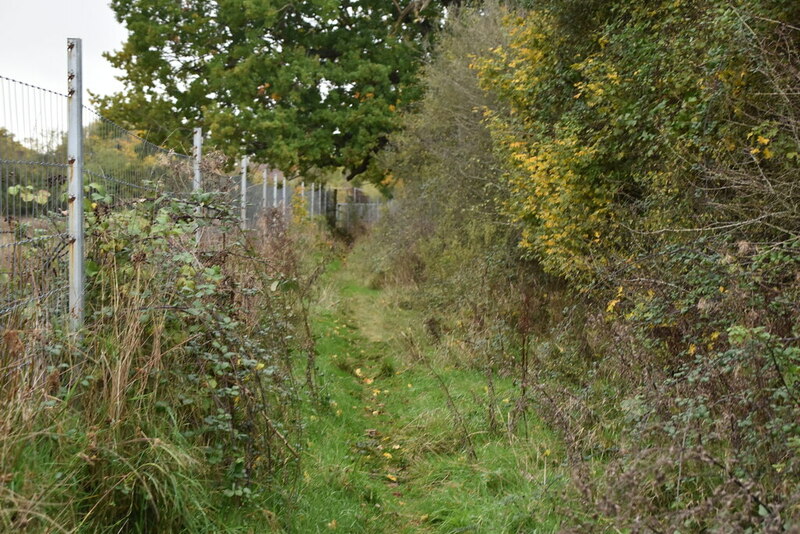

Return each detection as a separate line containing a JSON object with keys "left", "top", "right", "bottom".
{"left": 96, "top": 0, "right": 459, "bottom": 180}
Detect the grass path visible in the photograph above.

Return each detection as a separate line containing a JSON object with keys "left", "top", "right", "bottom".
{"left": 284, "top": 257, "right": 565, "bottom": 533}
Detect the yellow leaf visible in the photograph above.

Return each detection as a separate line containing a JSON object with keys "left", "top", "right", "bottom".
{"left": 383, "top": 452, "right": 393, "bottom": 459}
{"left": 386, "top": 474, "right": 397, "bottom": 482}
{"left": 688, "top": 344, "right": 697, "bottom": 356}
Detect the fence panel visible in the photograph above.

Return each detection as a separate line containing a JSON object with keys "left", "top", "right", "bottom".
{"left": 0, "top": 75, "right": 70, "bottom": 327}
{"left": 1, "top": 46, "right": 386, "bottom": 330}
{"left": 83, "top": 108, "right": 194, "bottom": 205}
{"left": 0, "top": 71, "right": 196, "bottom": 329}
{"left": 333, "top": 187, "right": 383, "bottom": 233}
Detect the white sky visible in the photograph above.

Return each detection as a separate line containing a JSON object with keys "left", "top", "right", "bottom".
{"left": 0, "top": 0, "right": 128, "bottom": 102}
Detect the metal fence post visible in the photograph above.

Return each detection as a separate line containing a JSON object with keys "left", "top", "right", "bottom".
{"left": 262, "top": 167, "right": 268, "bottom": 212}
{"left": 282, "top": 174, "right": 287, "bottom": 219}
{"left": 310, "top": 183, "right": 315, "bottom": 218}
{"left": 272, "top": 170, "right": 278, "bottom": 208}
{"left": 241, "top": 156, "right": 248, "bottom": 230}
{"left": 193, "top": 127, "right": 202, "bottom": 244}
{"left": 67, "top": 38, "right": 84, "bottom": 333}
{"left": 193, "top": 127, "right": 202, "bottom": 193}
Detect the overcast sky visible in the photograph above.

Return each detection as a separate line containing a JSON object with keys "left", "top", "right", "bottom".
{"left": 0, "top": 0, "right": 128, "bottom": 102}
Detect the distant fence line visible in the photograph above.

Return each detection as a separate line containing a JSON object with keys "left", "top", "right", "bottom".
{"left": 0, "top": 38, "right": 382, "bottom": 332}
{"left": 242, "top": 169, "right": 382, "bottom": 232}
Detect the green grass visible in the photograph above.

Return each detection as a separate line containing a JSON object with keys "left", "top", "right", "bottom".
{"left": 280, "top": 255, "right": 566, "bottom": 533}
{"left": 2, "top": 250, "right": 567, "bottom": 533}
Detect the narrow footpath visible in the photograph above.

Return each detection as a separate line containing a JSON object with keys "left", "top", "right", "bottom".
{"left": 284, "top": 256, "right": 565, "bottom": 533}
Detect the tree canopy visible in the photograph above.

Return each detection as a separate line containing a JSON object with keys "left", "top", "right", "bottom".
{"left": 96, "top": 0, "right": 459, "bottom": 180}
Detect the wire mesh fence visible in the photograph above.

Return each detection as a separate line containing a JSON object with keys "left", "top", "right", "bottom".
{"left": 1, "top": 39, "right": 385, "bottom": 332}
{"left": 83, "top": 108, "right": 194, "bottom": 206}
{"left": 0, "top": 72, "right": 200, "bottom": 329}
{"left": 333, "top": 187, "right": 383, "bottom": 233}
{"left": 245, "top": 173, "right": 294, "bottom": 228}
{"left": 243, "top": 171, "right": 339, "bottom": 229}
{"left": 0, "top": 75, "right": 70, "bottom": 326}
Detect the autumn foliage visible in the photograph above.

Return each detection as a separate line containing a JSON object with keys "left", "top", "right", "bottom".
{"left": 374, "top": 0, "right": 800, "bottom": 529}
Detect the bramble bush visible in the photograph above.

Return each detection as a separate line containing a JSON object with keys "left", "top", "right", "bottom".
{"left": 1, "top": 171, "right": 307, "bottom": 532}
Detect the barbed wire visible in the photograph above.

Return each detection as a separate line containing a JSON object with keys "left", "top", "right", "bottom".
{"left": 0, "top": 285, "right": 68, "bottom": 318}
{"left": 0, "top": 232, "right": 69, "bottom": 250}
{"left": 0, "top": 74, "right": 68, "bottom": 99}
{"left": 0, "top": 158, "right": 69, "bottom": 168}
{"left": 82, "top": 106, "right": 192, "bottom": 162}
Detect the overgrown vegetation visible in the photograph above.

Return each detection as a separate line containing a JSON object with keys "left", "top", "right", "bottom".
{"left": 0, "top": 171, "right": 318, "bottom": 531}
{"left": 4, "top": 0, "right": 800, "bottom": 531}
{"left": 370, "top": 1, "right": 800, "bottom": 530}
{"left": 286, "top": 255, "right": 565, "bottom": 532}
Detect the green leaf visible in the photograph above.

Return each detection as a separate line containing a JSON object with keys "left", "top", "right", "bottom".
{"left": 34, "top": 189, "right": 51, "bottom": 205}
{"left": 85, "top": 260, "right": 100, "bottom": 278}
